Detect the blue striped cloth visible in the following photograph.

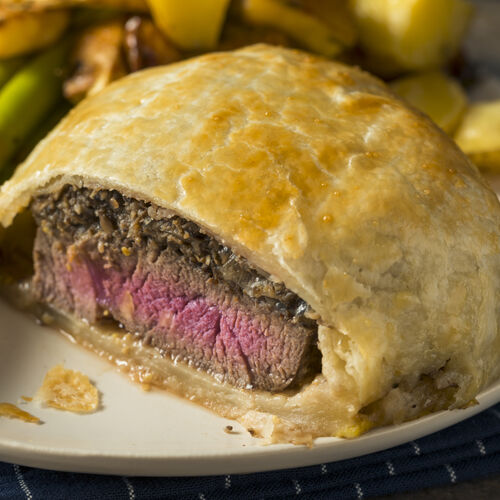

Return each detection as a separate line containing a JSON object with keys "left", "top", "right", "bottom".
{"left": 2, "top": 404, "right": 500, "bottom": 499}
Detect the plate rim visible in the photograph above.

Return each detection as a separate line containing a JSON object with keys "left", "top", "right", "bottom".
{"left": 2, "top": 379, "right": 500, "bottom": 476}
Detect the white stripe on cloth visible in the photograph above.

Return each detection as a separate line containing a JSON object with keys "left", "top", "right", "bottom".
{"left": 13, "top": 464, "right": 32, "bottom": 500}
{"left": 122, "top": 477, "right": 135, "bottom": 500}
{"left": 476, "top": 439, "right": 487, "bottom": 456}
{"left": 320, "top": 463, "right": 327, "bottom": 475}
{"left": 354, "top": 482, "right": 364, "bottom": 499}
{"left": 224, "top": 475, "right": 231, "bottom": 489}
{"left": 293, "top": 479, "right": 302, "bottom": 495}
{"left": 411, "top": 441, "right": 421, "bottom": 455}
{"left": 386, "top": 461, "right": 396, "bottom": 476}
{"left": 445, "top": 463, "right": 457, "bottom": 483}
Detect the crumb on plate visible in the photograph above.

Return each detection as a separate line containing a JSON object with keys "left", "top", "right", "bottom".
{"left": 36, "top": 364, "right": 99, "bottom": 413}
{"left": 0, "top": 402, "right": 40, "bottom": 424}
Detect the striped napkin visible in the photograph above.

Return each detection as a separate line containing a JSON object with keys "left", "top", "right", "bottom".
{"left": 2, "top": 402, "right": 500, "bottom": 499}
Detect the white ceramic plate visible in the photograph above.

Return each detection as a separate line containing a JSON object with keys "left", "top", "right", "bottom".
{"left": 1, "top": 298, "right": 500, "bottom": 477}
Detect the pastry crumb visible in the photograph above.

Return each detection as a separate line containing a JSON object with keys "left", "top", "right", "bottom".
{"left": 36, "top": 364, "right": 99, "bottom": 413}
{"left": 41, "top": 312, "right": 55, "bottom": 325}
{"left": 0, "top": 402, "right": 40, "bottom": 424}
{"left": 224, "top": 425, "right": 234, "bottom": 434}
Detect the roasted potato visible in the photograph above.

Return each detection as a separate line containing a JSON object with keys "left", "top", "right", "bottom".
{"left": 296, "top": 0, "right": 357, "bottom": 48}
{"left": 0, "top": 0, "right": 147, "bottom": 11}
{"left": 0, "top": 8, "right": 69, "bottom": 58}
{"left": 454, "top": 100, "right": 500, "bottom": 172}
{"left": 218, "top": 21, "right": 292, "bottom": 51}
{"left": 63, "top": 21, "right": 126, "bottom": 103}
{"left": 391, "top": 71, "right": 468, "bottom": 134}
{"left": 349, "top": 0, "right": 473, "bottom": 74}
{"left": 146, "top": 0, "right": 231, "bottom": 51}
{"left": 241, "top": 0, "right": 343, "bottom": 58}
{"left": 124, "top": 16, "right": 181, "bottom": 72}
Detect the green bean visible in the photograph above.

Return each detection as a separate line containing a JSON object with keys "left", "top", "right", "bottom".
{"left": 0, "top": 57, "right": 26, "bottom": 89}
{"left": 0, "top": 100, "right": 72, "bottom": 184}
{"left": 0, "top": 38, "right": 72, "bottom": 171}
{"left": 18, "top": 100, "right": 71, "bottom": 161}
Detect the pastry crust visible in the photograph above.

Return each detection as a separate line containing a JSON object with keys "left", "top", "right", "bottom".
{"left": 1, "top": 44, "right": 500, "bottom": 441}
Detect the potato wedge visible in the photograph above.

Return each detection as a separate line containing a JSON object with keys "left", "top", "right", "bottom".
{"left": 454, "top": 100, "right": 500, "bottom": 171}
{"left": 296, "top": 0, "right": 357, "bottom": 48}
{"left": 218, "top": 21, "right": 292, "bottom": 51}
{"left": 0, "top": 9, "right": 69, "bottom": 58}
{"left": 124, "top": 16, "right": 181, "bottom": 72}
{"left": 146, "top": 0, "right": 231, "bottom": 51}
{"left": 241, "top": 0, "right": 343, "bottom": 58}
{"left": 349, "top": 0, "right": 473, "bottom": 73}
{"left": 391, "top": 71, "right": 467, "bottom": 134}
{"left": 0, "top": 0, "right": 147, "bottom": 12}
{"left": 64, "top": 21, "right": 126, "bottom": 103}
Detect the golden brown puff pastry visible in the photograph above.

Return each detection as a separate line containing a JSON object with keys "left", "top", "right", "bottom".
{"left": 1, "top": 44, "right": 500, "bottom": 443}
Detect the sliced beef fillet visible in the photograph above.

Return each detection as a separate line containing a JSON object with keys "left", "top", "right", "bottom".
{"left": 30, "top": 186, "right": 320, "bottom": 392}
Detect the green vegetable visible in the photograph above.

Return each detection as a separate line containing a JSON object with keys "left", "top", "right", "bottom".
{"left": 0, "top": 38, "right": 72, "bottom": 172}
{"left": 0, "top": 100, "right": 72, "bottom": 184}
{"left": 0, "top": 57, "right": 26, "bottom": 89}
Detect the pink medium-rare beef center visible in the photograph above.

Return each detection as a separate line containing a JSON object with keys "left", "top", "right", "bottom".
{"left": 31, "top": 185, "right": 321, "bottom": 392}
